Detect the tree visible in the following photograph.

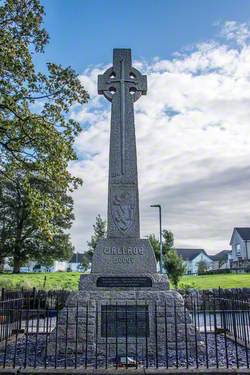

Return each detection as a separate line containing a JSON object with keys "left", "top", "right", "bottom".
{"left": 149, "top": 228, "right": 185, "bottom": 288}
{"left": 149, "top": 229, "right": 174, "bottom": 261}
{"left": 0, "top": 0, "right": 88, "bottom": 237}
{"left": 81, "top": 253, "right": 91, "bottom": 272}
{"left": 197, "top": 260, "right": 208, "bottom": 275}
{"left": 162, "top": 230, "right": 174, "bottom": 252}
{"left": 0, "top": 169, "right": 74, "bottom": 272}
{"left": 85, "top": 214, "right": 106, "bottom": 267}
{"left": 87, "top": 214, "right": 106, "bottom": 254}
{"left": 163, "top": 250, "right": 186, "bottom": 288}
{"left": 148, "top": 234, "right": 160, "bottom": 261}
{"left": 0, "top": 220, "right": 10, "bottom": 272}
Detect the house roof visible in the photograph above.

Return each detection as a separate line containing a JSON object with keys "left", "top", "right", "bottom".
{"left": 69, "top": 253, "right": 85, "bottom": 263}
{"left": 210, "top": 250, "right": 231, "bottom": 261}
{"left": 230, "top": 227, "right": 250, "bottom": 245}
{"left": 175, "top": 248, "right": 210, "bottom": 261}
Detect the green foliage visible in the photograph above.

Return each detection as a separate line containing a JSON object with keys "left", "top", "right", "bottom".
{"left": 87, "top": 214, "right": 106, "bottom": 258}
{"left": 148, "top": 229, "right": 174, "bottom": 262}
{"left": 0, "top": 272, "right": 81, "bottom": 290}
{"left": 0, "top": 0, "right": 88, "bottom": 237}
{"left": 78, "top": 214, "right": 107, "bottom": 271}
{"left": 198, "top": 268, "right": 231, "bottom": 275}
{"left": 162, "top": 230, "right": 174, "bottom": 251}
{"left": 81, "top": 253, "right": 91, "bottom": 272}
{"left": 163, "top": 249, "right": 186, "bottom": 288}
{"left": 149, "top": 229, "right": 185, "bottom": 288}
{"left": 197, "top": 260, "right": 208, "bottom": 275}
{"left": 0, "top": 170, "right": 74, "bottom": 272}
{"left": 178, "top": 281, "right": 196, "bottom": 292}
{"left": 148, "top": 234, "right": 160, "bottom": 261}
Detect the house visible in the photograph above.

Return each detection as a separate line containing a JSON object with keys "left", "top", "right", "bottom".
{"left": 2, "top": 252, "right": 85, "bottom": 273}
{"left": 67, "top": 253, "right": 85, "bottom": 272}
{"left": 230, "top": 227, "right": 250, "bottom": 270}
{"left": 211, "top": 250, "right": 231, "bottom": 270}
{"left": 175, "top": 248, "right": 214, "bottom": 275}
{"left": 19, "top": 260, "right": 68, "bottom": 273}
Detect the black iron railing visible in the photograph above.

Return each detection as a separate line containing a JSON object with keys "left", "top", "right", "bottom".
{"left": 0, "top": 294, "right": 249, "bottom": 370}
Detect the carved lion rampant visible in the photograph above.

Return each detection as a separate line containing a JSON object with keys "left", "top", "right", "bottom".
{"left": 112, "top": 190, "right": 135, "bottom": 233}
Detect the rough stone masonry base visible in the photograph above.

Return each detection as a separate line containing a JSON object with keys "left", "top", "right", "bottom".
{"left": 48, "top": 288, "right": 200, "bottom": 358}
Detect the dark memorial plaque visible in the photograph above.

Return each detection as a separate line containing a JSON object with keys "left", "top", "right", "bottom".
{"left": 97, "top": 276, "right": 152, "bottom": 288}
{"left": 101, "top": 305, "right": 149, "bottom": 337}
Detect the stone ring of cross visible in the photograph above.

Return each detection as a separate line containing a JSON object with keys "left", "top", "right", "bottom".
{"left": 98, "top": 66, "right": 147, "bottom": 103}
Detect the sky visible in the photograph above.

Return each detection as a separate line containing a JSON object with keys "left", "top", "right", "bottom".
{"left": 38, "top": 1, "right": 250, "bottom": 254}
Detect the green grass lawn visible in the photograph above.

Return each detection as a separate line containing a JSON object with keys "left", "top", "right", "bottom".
{"left": 0, "top": 272, "right": 249, "bottom": 290}
{"left": 0, "top": 272, "right": 81, "bottom": 290}
{"left": 180, "top": 273, "right": 250, "bottom": 289}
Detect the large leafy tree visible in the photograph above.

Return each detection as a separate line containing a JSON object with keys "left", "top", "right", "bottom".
{"left": 0, "top": 0, "right": 88, "bottom": 237}
{"left": 0, "top": 169, "right": 74, "bottom": 273}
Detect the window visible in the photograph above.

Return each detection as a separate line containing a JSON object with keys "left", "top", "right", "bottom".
{"left": 236, "top": 244, "right": 241, "bottom": 257}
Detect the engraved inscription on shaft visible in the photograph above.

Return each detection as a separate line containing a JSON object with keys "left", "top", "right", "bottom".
{"left": 103, "top": 245, "right": 144, "bottom": 265}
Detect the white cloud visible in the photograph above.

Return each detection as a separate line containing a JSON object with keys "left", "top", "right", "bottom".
{"left": 69, "top": 22, "right": 250, "bottom": 255}
{"left": 220, "top": 21, "right": 250, "bottom": 46}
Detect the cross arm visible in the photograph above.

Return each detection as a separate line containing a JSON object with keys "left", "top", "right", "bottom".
{"left": 98, "top": 67, "right": 114, "bottom": 94}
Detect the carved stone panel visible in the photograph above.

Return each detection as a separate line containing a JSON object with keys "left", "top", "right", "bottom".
{"left": 109, "top": 184, "right": 138, "bottom": 237}
{"left": 91, "top": 238, "right": 157, "bottom": 274}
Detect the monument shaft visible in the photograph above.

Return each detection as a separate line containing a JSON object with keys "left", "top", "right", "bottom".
{"left": 98, "top": 49, "right": 147, "bottom": 238}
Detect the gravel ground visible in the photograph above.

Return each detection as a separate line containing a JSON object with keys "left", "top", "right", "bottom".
{"left": 0, "top": 333, "right": 249, "bottom": 369}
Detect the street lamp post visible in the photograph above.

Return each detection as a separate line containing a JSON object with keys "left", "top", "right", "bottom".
{"left": 150, "top": 204, "right": 163, "bottom": 274}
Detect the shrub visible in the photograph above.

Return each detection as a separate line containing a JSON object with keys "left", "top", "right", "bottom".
{"left": 178, "top": 281, "right": 196, "bottom": 292}
{"left": 199, "top": 269, "right": 231, "bottom": 275}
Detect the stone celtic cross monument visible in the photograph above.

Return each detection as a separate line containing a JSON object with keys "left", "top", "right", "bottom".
{"left": 49, "top": 49, "right": 198, "bottom": 360}
{"left": 98, "top": 48, "right": 145, "bottom": 239}
{"left": 91, "top": 48, "right": 158, "bottom": 278}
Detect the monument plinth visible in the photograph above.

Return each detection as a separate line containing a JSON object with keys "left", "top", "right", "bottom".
{"left": 49, "top": 49, "right": 198, "bottom": 360}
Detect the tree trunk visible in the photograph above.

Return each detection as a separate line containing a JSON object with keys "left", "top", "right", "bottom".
{"left": 13, "top": 210, "right": 24, "bottom": 274}
{"left": 13, "top": 240, "right": 22, "bottom": 273}
{"left": 0, "top": 257, "right": 4, "bottom": 273}
{"left": 13, "top": 256, "right": 21, "bottom": 273}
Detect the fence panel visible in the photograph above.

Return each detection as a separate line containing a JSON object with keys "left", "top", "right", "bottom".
{"left": 0, "top": 292, "right": 249, "bottom": 370}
